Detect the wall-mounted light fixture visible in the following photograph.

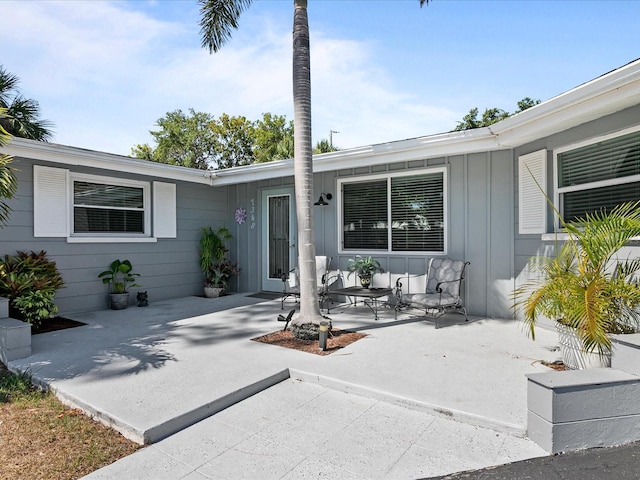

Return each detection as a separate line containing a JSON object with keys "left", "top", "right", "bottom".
{"left": 314, "top": 193, "right": 332, "bottom": 206}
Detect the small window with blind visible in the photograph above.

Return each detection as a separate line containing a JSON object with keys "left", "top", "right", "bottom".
{"left": 71, "top": 174, "right": 150, "bottom": 236}
{"left": 339, "top": 167, "right": 446, "bottom": 253}
{"left": 556, "top": 127, "right": 640, "bottom": 224}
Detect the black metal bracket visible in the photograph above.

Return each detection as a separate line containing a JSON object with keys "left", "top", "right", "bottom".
{"left": 277, "top": 309, "right": 296, "bottom": 330}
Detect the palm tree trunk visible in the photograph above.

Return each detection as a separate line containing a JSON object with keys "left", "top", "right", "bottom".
{"left": 291, "top": 0, "right": 323, "bottom": 326}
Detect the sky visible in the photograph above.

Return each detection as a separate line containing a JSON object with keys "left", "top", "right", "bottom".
{"left": 2, "top": 0, "right": 640, "bottom": 157}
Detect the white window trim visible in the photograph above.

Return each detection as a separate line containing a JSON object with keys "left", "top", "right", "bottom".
{"left": 553, "top": 124, "right": 640, "bottom": 229}
{"left": 70, "top": 172, "right": 152, "bottom": 239}
{"left": 33, "top": 165, "right": 175, "bottom": 243}
{"left": 337, "top": 166, "right": 448, "bottom": 255}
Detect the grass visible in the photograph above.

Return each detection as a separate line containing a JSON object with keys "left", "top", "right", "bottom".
{"left": 0, "top": 361, "right": 140, "bottom": 480}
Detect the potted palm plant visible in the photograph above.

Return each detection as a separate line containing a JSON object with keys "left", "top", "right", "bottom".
{"left": 200, "top": 226, "right": 239, "bottom": 297}
{"left": 514, "top": 201, "right": 640, "bottom": 369}
{"left": 98, "top": 259, "right": 141, "bottom": 310}
{"left": 347, "top": 255, "right": 384, "bottom": 288}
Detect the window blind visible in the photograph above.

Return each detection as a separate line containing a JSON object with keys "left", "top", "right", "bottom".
{"left": 343, "top": 180, "right": 388, "bottom": 250}
{"left": 558, "top": 130, "right": 640, "bottom": 221}
{"left": 391, "top": 173, "right": 444, "bottom": 252}
{"left": 73, "top": 181, "right": 145, "bottom": 234}
{"left": 559, "top": 131, "right": 640, "bottom": 188}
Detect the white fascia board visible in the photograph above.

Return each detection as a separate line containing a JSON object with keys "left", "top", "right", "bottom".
{"left": 211, "top": 129, "right": 500, "bottom": 185}
{"left": 492, "top": 60, "right": 640, "bottom": 147}
{"left": 2, "top": 138, "right": 215, "bottom": 186}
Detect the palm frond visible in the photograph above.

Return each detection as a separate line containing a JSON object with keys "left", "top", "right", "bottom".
{"left": 0, "top": 153, "right": 17, "bottom": 227}
{"left": 199, "top": 0, "right": 253, "bottom": 53}
{"left": 517, "top": 200, "right": 640, "bottom": 355}
{"left": 0, "top": 66, "right": 20, "bottom": 108}
{"left": 3, "top": 96, "right": 53, "bottom": 141}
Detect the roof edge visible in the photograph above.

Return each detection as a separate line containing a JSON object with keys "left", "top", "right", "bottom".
{"left": 1, "top": 137, "right": 215, "bottom": 185}
{"left": 491, "top": 59, "right": 640, "bottom": 147}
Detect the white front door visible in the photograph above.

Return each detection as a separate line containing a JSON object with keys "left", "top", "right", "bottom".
{"left": 261, "top": 188, "right": 296, "bottom": 292}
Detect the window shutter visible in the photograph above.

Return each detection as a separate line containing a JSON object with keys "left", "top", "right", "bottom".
{"left": 33, "top": 165, "right": 68, "bottom": 237}
{"left": 153, "top": 181, "right": 176, "bottom": 238}
{"left": 518, "top": 149, "right": 547, "bottom": 234}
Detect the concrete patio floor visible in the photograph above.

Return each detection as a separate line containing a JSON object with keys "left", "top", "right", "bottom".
{"left": 8, "top": 294, "right": 561, "bottom": 479}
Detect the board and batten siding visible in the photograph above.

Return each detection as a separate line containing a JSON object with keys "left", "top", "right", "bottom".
{"left": 513, "top": 104, "right": 640, "bottom": 316}
{"left": 230, "top": 149, "right": 515, "bottom": 319}
{"left": 0, "top": 157, "right": 229, "bottom": 314}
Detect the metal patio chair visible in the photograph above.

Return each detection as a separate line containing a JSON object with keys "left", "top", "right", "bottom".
{"left": 281, "top": 256, "right": 337, "bottom": 311}
{"left": 397, "top": 257, "right": 470, "bottom": 327}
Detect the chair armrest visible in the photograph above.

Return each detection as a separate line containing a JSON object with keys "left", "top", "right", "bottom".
{"left": 321, "top": 271, "right": 343, "bottom": 290}
{"left": 435, "top": 278, "right": 463, "bottom": 293}
{"left": 394, "top": 273, "right": 426, "bottom": 295}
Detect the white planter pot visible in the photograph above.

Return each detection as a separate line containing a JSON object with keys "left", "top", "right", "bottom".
{"left": 556, "top": 322, "right": 611, "bottom": 370}
{"left": 204, "top": 286, "right": 224, "bottom": 298}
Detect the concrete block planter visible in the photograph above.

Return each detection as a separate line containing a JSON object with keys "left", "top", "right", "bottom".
{"left": 0, "top": 317, "right": 32, "bottom": 364}
{"left": 611, "top": 333, "right": 640, "bottom": 376}
{"left": 527, "top": 369, "right": 640, "bottom": 453}
{"left": 0, "top": 297, "right": 32, "bottom": 363}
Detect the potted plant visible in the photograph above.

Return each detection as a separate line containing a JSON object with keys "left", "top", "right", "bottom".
{"left": 98, "top": 259, "right": 141, "bottom": 310}
{"left": 347, "top": 255, "right": 384, "bottom": 288}
{"left": 514, "top": 201, "right": 640, "bottom": 369}
{"left": 205, "top": 260, "right": 241, "bottom": 297}
{"left": 200, "top": 226, "right": 239, "bottom": 297}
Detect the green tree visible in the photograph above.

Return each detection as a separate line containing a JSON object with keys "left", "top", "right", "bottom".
{"left": 253, "top": 112, "right": 294, "bottom": 163}
{"left": 313, "top": 138, "right": 338, "bottom": 154}
{"left": 273, "top": 135, "right": 294, "bottom": 160}
{"left": 515, "top": 97, "right": 540, "bottom": 113}
{"left": 199, "top": 0, "right": 429, "bottom": 327}
{"left": 453, "top": 97, "right": 541, "bottom": 131}
{"left": 130, "top": 142, "right": 155, "bottom": 161}
{"left": 132, "top": 108, "right": 216, "bottom": 170}
{"left": 132, "top": 109, "right": 294, "bottom": 169}
{"left": 0, "top": 66, "right": 53, "bottom": 141}
{"left": 210, "top": 113, "right": 255, "bottom": 169}
{"left": 0, "top": 109, "right": 18, "bottom": 227}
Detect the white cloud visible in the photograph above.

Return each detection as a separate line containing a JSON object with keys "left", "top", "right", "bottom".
{"left": 2, "top": 0, "right": 457, "bottom": 156}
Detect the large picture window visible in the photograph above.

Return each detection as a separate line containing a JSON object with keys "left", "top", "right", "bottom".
{"left": 339, "top": 168, "right": 446, "bottom": 253}
{"left": 556, "top": 127, "right": 640, "bottom": 223}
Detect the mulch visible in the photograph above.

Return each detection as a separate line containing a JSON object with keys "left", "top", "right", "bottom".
{"left": 251, "top": 328, "right": 367, "bottom": 356}
{"left": 31, "top": 317, "right": 86, "bottom": 335}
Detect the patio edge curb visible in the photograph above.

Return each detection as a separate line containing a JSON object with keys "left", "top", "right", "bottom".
{"left": 289, "top": 368, "right": 526, "bottom": 436}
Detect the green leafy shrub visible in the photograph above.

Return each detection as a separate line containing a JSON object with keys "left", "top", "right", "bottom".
{"left": 13, "top": 290, "right": 59, "bottom": 329}
{"left": 98, "top": 259, "right": 141, "bottom": 293}
{"left": 0, "top": 250, "right": 64, "bottom": 320}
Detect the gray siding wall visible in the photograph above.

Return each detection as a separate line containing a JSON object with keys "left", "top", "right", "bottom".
{"left": 1, "top": 157, "right": 229, "bottom": 315}
{"left": 513, "top": 104, "right": 640, "bottom": 315}
{"left": 229, "top": 150, "right": 515, "bottom": 318}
